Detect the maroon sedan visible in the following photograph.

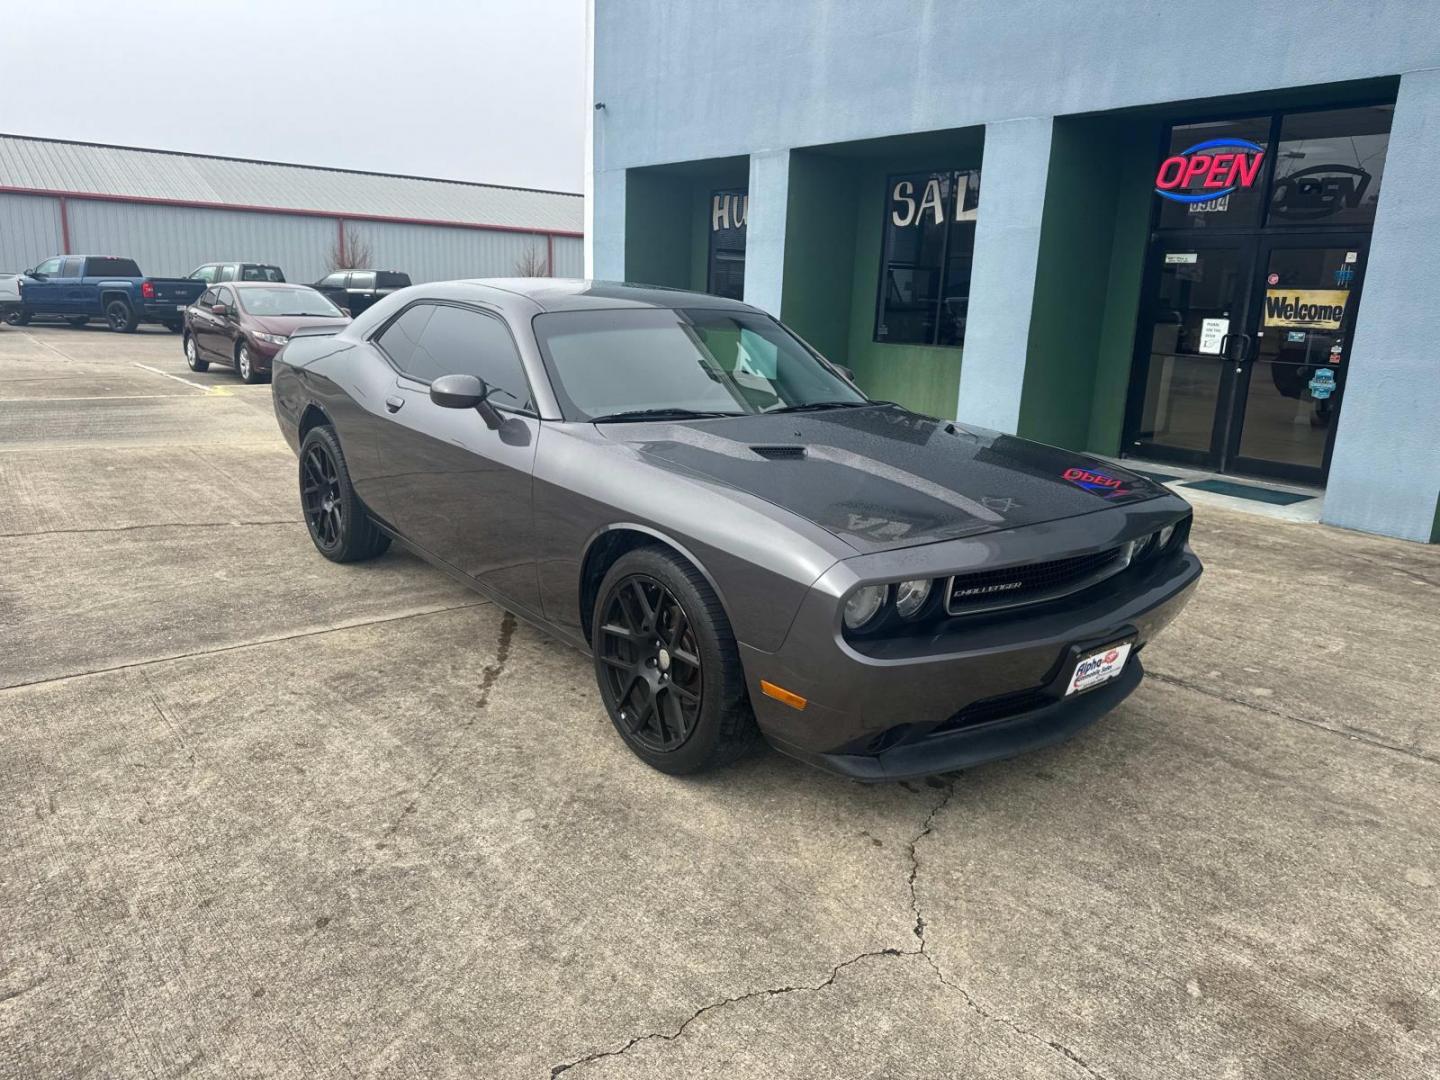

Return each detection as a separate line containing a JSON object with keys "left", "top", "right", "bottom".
{"left": 183, "top": 282, "right": 349, "bottom": 383}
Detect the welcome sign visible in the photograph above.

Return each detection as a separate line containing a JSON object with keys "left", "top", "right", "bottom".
{"left": 1262, "top": 288, "right": 1349, "bottom": 330}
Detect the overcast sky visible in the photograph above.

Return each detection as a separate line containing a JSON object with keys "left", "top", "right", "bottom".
{"left": 0, "top": 0, "right": 587, "bottom": 192}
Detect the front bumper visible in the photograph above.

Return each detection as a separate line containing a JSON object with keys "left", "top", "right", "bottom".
{"left": 739, "top": 504, "right": 1202, "bottom": 781}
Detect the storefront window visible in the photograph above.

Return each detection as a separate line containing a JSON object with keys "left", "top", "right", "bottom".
{"left": 1156, "top": 117, "right": 1272, "bottom": 230}
{"left": 708, "top": 189, "right": 747, "bottom": 300}
{"left": 875, "top": 169, "right": 980, "bottom": 347}
{"left": 1267, "top": 106, "right": 1392, "bottom": 227}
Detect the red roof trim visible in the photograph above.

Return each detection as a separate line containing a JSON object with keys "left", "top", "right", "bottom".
{"left": 0, "top": 185, "right": 584, "bottom": 239}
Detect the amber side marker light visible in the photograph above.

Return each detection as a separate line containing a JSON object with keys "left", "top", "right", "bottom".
{"left": 760, "top": 680, "right": 808, "bottom": 711}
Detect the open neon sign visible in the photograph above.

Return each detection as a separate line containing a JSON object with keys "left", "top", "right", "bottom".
{"left": 1154, "top": 138, "right": 1265, "bottom": 204}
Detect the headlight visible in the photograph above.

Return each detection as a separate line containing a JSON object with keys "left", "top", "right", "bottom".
{"left": 894, "top": 578, "right": 932, "bottom": 619}
{"left": 1158, "top": 523, "right": 1176, "bottom": 549}
{"left": 843, "top": 584, "right": 888, "bottom": 630}
{"left": 255, "top": 332, "right": 289, "bottom": 346}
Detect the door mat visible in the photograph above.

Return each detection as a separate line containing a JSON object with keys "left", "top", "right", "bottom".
{"left": 1180, "top": 478, "right": 1316, "bottom": 505}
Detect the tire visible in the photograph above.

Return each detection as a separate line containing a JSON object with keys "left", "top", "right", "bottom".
{"left": 5, "top": 309, "right": 31, "bottom": 326}
{"left": 104, "top": 299, "right": 138, "bottom": 333}
{"left": 66, "top": 316, "right": 88, "bottom": 328}
{"left": 184, "top": 333, "right": 208, "bottom": 372}
{"left": 235, "top": 341, "right": 262, "bottom": 384}
{"left": 591, "top": 546, "right": 760, "bottom": 774}
{"left": 298, "top": 425, "right": 391, "bottom": 563}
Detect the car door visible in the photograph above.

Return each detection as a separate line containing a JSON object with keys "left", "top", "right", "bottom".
{"left": 372, "top": 300, "right": 541, "bottom": 611}
{"left": 190, "top": 288, "right": 219, "bottom": 355}
{"left": 24, "top": 257, "right": 64, "bottom": 311}
{"left": 210, "top": 285, "right": 240, "bottom": 363}
{"left": 55, "top": 257, "right": 86, "bottom": 315}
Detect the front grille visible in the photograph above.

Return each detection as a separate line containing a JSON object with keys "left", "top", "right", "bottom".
{"left": 945, "top": 545, "right": 1128, "bottom": 616}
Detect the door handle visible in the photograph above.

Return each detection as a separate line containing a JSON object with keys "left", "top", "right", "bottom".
{"left": 385, "top": 396, "right": 404, "bottom": 413}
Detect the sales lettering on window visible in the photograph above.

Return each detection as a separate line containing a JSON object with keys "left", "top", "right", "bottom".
{"left": 876, "top": 169, "right": 979, "bottom": 347}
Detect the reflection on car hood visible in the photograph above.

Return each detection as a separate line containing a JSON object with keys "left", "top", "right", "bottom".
{"left": 252, "top": 314, "right": 349, "bottom": 336}
{"left": 598, "top": 405, "right": 1166, "bottom": 554}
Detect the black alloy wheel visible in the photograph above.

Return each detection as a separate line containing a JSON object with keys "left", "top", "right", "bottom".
{"left": 297, "top": 425, "right": 390, "bottom": 563}
{"left": 5, "top": 309, "right": 31, "bottom": 326}
{"left": 105, "top": 299, "right": 137, "bottom": 332}
{"left": 592, "top": 547, "right": 760, "bottom": 774}
{"left": 301, "top": 440, "right": 344, "bottom": 551}
{"left": 598, "top": 574, "right": 704, "bottom": 754}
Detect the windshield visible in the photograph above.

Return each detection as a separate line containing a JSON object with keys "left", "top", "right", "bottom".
{"left": 533, "top": 307, "right": 866, "bottom": 421}
{"left": 237, "top": 287, "right": 344, "bottom": 317}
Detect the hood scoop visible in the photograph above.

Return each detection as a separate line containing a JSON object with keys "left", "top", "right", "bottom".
{"left": 751, "top": 445, "right": 807, "bottom": 460}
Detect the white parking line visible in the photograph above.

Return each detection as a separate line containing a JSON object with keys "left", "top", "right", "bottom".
{"left": 131, "top": 363, "right": 228, "bottom": 395}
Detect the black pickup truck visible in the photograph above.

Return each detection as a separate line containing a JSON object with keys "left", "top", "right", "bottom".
{"left": 310, "top": 269, "right": 411, "bottom": 317}
{"left": 6, "top": 255, "right": 207, "bottom": 332}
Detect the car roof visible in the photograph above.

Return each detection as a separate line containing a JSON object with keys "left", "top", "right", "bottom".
{"left": 225, "top": 281, "right": 308, "bottom": 289}
{"left": 457, "top": 278, "right": 760, "bottom": 314}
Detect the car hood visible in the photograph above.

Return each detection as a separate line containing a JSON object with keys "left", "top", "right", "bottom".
{"left": 251, "top": 314, "right": 350, "bottom": 336}
{"left": 598, "top": 405, "right": 1167, "bottom": 554}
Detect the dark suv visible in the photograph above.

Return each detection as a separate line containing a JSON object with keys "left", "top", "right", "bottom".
{"left": 310, "top": 269, "right": 411, "bottom": 317}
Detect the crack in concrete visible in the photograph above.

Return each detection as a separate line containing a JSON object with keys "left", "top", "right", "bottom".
{"left": 1146, "top": 668, "right": 1440, "bottom": 767}
{"left": 0, "top": 519, "right": 301, "bottom": 539}
{"left": 0, "top": 600, "right": 492, "bottom": 694}
{"left": 0, "top": 975, "right": 49, "bottom": 1005}
{"left": 381, "top": 611, "right": 517, "bottom": 838}
{"left": 548, "top": 948, "right": 906, "bottom": 1078}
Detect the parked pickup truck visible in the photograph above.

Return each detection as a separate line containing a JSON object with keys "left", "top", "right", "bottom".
{"left": 0, "top": 273, "right": 20, "bottom": 324}
{"left": 5, "top": 255, "right": 207, "bottom": 332}
{"left": 310, "top": 269, "right": 411, "bottom": 317}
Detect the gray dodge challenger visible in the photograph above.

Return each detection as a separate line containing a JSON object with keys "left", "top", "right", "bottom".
{"left": 272, "top": 279, "right": 1201, "bottom": 781}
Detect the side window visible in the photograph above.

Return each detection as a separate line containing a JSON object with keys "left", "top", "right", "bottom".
{"left": 215, "top": 286, "right": 235, "bottom": 311}
{"left": 199, "top": 289, "right": 216, "bottom": 307}
{"left": 349, "top": 271, "right": 376, "bottom": 290}
{"left": 60, "top": 257, "right": 84, "bottom": 277}
{"left": 33, "top": 257, "right": 62, "bottom": 276}
{"left": 410, "top": 305, "right": 532, "bottom": 410}
{"left": 218, "top": 265, "right": 237, "bottom": 282}
{"left": 375, "top": 303, "right": 436, "bottom": 373}
{"left": 320, "top": 272, "right": 348, "bottom": 288}
{"left": 191, "top": 265, "right": 218, "bottom": 283}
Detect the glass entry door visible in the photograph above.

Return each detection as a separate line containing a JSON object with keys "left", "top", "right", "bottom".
{"left": 1129, "top": 239, "right": 1255, "bottom": 468}
{"left": 1228, "top": 240, "right": 1366, "bottom": 483}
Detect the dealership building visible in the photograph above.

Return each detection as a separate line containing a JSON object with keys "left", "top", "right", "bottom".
{"left": 586, "top": 3, "right": 1440, "bottom": 542}
{"left": 0, "top": 135, "right": 583, "bottom": 287}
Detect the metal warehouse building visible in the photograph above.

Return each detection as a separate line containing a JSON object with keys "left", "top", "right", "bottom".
{"left": 0, "top": 134, "right": 583, "bottom": 284}
{"left": 588, "top": 2, "right": 1440, "bottom": 543}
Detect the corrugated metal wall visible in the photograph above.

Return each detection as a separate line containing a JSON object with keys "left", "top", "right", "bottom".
{"left": 65, "top": 199, "right": 337, "bottom": 281}
{"left": 552, "top": 236, "right": 584, "bottom": 277}
{"left": 355, "top": 219, "right": 551, "bottom": 282}
{"left": 1, "top": 192, "right": 581, "bottom": 284}
{"left": 0, "top": 193, "right": 64, "bottom": 272}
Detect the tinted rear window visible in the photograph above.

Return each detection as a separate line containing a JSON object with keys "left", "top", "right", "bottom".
{"left": 240, "top": 265, "right": 285, "bottom": 282}
{"left": 85, "top": 258, "right": 142, "bottom": 277}
{"left": 377, "top": 272, "right": 411, "bottom": 289}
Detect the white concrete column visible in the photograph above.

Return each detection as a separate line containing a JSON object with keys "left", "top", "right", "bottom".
{"left": 1323, "top": 68, "right": 1440, "bottom": 542}
{"left": 590, "top": 168, "right": 626, "bottom": 282}
{"left": 743, "top": 150, "right": 790, "bottom": 316}
{"left": 955, "top": 117, "right": 1055, "bottom": 432}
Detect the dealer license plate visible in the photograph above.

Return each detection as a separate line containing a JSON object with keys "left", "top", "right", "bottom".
{"left": 1065, "top": 641, "right": 1132, "bottom": 696}
{"left": 175, "top": 304, "right": 187, "bottom": 311}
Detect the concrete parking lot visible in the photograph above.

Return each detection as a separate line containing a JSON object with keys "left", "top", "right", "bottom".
{"left": 2, "top": 323, "right": 1438, "bottom": 1080}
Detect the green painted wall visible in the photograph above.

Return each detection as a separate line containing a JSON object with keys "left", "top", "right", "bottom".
{"left": 1017, "top": 116, "right": 1160, "bottom": 453}
{"left": 625, "top": 158, "right": 748, "bottom": 293}
{"left": 779, "top": 153, "right": 859, "bottom": 363}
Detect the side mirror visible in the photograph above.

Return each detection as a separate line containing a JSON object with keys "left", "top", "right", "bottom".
{"left": 22, "top": 268, "right": 34, "bottom": 277}
{"left": 27, "top": 269, "right": 44, "bottom": 280}
{"left": 835, "top": 364, "right": 856, "bottom": 382}
{"left": 211, "top": 303, "right": 228, "bottom": 316}
{"left": 430, "top": 373, "right": 504, "bottom": 430}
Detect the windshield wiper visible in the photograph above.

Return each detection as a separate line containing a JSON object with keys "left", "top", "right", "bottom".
{"left": 590, "top": 407, "right": 747, "bottom": 423}
{"left": 765, "top": 400, "right": 875, "bottom": 414}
